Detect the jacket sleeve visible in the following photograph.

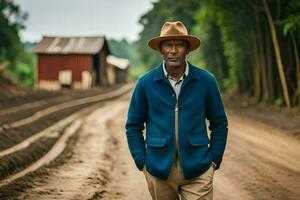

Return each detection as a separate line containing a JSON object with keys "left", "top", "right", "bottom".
{"left": 205, "top": 76, "right": 228, "bottom": 169}
{"left": 125, "top": 79, "right": 148, "bottom": 171}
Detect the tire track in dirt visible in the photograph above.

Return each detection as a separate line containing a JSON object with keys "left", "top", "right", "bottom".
{"left": 90, "top": 98, "right": 151, "bottom": 200}
{"left": 214, "top": 113, "right": 300, "bottom": 200}
{"left": 15, "top": 100, "right": 126, "bottom": 199}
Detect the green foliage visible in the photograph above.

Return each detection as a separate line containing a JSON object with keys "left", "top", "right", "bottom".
{"left": 9, "top": 51, "right": 36, "bottom": 89}
{"left": 191, "top": 2, "right": 233, "bottom": 92}
{"left": 282, "top": 0, "right": 300, "bottom": 35}
{"left": 1, "top": 51, "right": 35, "bottom": 90}
{"left": 0, "top": 0, "right": 27, "bottom": 68}
{"left": 108, "top": 38, "right": 136, "bottom": 64}
{"left": 191, "top": 4, "right": 229, "bottom": 90}
{"left": 0, "top": 0, "right": 34, "bottom": 88}
{"left": 274, "top": 97, "right": 284, "bottom": 110}
{"left": 108, "top": 38, "right": 147, "bottom": 79}
{"left": 129, "top": 65, "right": 148, "bottom": 80}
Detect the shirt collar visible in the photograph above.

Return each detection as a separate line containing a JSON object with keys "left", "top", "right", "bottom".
{"left": 163, "top": 60, "right": 189, "bottom": 80}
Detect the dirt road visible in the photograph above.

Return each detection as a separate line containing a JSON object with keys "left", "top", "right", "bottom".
{"left": 1, "top": 94, "right": 299, "bottom": 199}
{"left": 214, "top": 113, "right": 300, "bottom": 200}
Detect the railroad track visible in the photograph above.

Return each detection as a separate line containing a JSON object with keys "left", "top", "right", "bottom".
{"left": 0, "top": 84, "right": 132, "bottom": 188}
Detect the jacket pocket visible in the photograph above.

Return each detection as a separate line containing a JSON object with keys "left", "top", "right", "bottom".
{"left": 188, "top": 136, "right": 210, "bottom": 146}
{"left": 146, "top": 136, "right": 167, "bottom": 148}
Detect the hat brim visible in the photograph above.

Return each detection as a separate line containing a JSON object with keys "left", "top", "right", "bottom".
{"left": 148, "top": 35, "right": 200, "bottom": 51}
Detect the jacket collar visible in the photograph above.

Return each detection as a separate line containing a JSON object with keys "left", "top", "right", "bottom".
{"left": 154, "top": 61, "right": 200, "bottom": 81}
{"left": 162, "top": 60, "right": 189, "bottom": 79}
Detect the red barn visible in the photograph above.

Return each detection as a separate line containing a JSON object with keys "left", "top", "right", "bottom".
{"left": 34, "top": 36, "right": 110, "bottom": 90}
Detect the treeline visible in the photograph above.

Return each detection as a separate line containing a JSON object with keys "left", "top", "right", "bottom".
{"left": 0, "top": 0, "right": 35, "bottom": 88}
{"left": 136, "top": 0, "right": 300, "bottom": 108}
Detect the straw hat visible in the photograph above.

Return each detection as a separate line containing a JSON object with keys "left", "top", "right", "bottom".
{"left": 148, "top": 21, "right": 200, "bottom": 51}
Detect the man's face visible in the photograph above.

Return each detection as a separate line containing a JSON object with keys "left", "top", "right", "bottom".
{"left": 159, "top": 39, "right": 189, "bottom": 68}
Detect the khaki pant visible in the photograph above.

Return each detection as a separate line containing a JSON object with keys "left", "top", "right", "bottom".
{"left": 142, "top": 162, "right": 214, "bottom": 200}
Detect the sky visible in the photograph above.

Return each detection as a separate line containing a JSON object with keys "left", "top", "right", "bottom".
{"left": 15, "top": 0, "right": 154, "bottom": 43}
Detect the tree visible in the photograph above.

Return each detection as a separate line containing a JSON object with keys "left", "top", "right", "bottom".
{"left": 108, "top": 38, "right": 140, "bottom": 67}
{"left": 262, "top": 0, "right": 291, "bottom": 108}
{"left": 191, "top": 0, "right": 299, "bottom": 107}
{"left": 0, "top": 0, "right": 27, "bottom": 68}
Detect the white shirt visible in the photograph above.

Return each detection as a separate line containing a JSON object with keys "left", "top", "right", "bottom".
{"left": 163, "top": 61, "right": 189, "bottom": 99}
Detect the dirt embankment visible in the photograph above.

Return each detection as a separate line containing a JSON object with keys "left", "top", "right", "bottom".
{"left": 0, "top": 67, "right": 28, "bottom": 98}
{"left": 223, "top": 95, "right": 300, "bottom": 139}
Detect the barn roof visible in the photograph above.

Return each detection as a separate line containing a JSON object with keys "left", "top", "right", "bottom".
{"left": 34, "top": 36, "right": 108, "bottom": 54}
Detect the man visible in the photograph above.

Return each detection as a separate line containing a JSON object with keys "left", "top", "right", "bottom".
{"left": 125, "top": 21, "right": 228, "bottom": 200}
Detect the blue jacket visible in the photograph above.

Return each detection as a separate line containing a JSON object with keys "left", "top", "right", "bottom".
{"left": 125, "top": 62, "right": 228, "bottom": 180}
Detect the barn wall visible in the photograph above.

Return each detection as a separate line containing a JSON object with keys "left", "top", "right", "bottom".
{"left": 38, "top": 54, "right": 93, "bottom": 82}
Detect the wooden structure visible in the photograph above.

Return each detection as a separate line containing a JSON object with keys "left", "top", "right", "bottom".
{"left": 34, "top": 36, "right": 110, "bottom": 90}
{"left": 106, "top": 55, "right": 129, "bottom": 86}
